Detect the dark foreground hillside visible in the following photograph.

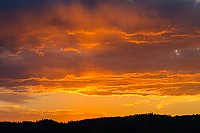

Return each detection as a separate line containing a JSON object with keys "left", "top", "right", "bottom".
{"left": 1, "top": 113, "right": 200, "bottom": 133}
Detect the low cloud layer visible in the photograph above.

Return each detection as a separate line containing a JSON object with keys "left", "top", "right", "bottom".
{"left": 0, "top": 105, "right": 105, "bottom": 122}
{"left": 1, "top": 71, "right": 200, "bottom": 97}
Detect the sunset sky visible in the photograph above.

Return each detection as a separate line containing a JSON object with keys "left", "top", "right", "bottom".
{"left": 1, "top": 0, "right": 200, "bottom": 122}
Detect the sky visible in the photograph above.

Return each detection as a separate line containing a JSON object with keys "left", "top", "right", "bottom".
{"left": 1, "top": 0, "right": 200, "bottom": 122}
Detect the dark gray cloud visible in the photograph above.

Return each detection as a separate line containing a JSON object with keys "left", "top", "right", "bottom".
{"left": 0, "top": 93, "right": 33, "bottom": 103}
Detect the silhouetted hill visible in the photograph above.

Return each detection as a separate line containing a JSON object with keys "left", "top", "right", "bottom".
{"left": 1, "top": 113, "right": 200, "bottom": 132}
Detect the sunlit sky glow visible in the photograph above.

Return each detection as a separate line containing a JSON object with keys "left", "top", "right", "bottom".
{"left": 1, "top": 0, "right": 200, "bottom": 122}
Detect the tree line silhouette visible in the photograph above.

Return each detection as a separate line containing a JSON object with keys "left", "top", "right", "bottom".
{"left": 1, "top": 113, "right": 200, "bottom": 132}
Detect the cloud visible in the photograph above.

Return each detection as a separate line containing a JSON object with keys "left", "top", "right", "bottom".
{"left": 0, "top": 0, "right": 200, "bottom": 108}
{"left": 2, "top": 71, "right": 200, "bottom": 98}
{"left": 0, "top": 0, "right": 199, "bottom": 55}
{"left": 195, "top": 0, "right": 200, "bottom": 3}
{"left": 0, "top": 104, "right": 20, "bottom": 108}
{"left": 122, "top": 99, "right": 150, "bottom": 107}
{"left": 156, "top": 94, "right": 200, "bottom": 109}
{"left": 0, "top": 106, "right": 106, "bottom": 122}
{"left": 174, "top": 47, "right": 200, "bottom": 58}
{"left": 0, "top": 93, "right": 34, "bottom": 103}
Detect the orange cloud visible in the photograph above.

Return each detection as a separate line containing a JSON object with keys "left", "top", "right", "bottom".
{"left": 0, "top": 106, "right": 106, "bottom": 122}
{"left": 122, "top": 99, "right": 150, "bottom": 107}
{"left": 2, "top": 71, "right": 200, "bottom": 99}
{"left": 0, "top": 105, "right": 20, "bottom": 108}
{"left": 156, "top": 94, "right": 200, "bottom": 109}
{"left": 62, "top": 47, "right": 82, "bottom": 53}
{"left": 2, "top": 1, "right": 199, "bottom": 57}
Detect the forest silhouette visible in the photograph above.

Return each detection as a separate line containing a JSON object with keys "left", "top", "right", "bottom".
{"left": 1, "top": 113, "right": 200, "bottom": 132}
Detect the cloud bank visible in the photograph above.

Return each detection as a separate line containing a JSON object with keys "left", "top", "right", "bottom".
{"left": 0, "top": 0, "right": 200, "bottom": 105}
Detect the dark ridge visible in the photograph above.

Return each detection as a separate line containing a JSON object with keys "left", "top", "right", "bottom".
{"left": 1, "top": 113, "right": 200, "bottom": 132}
